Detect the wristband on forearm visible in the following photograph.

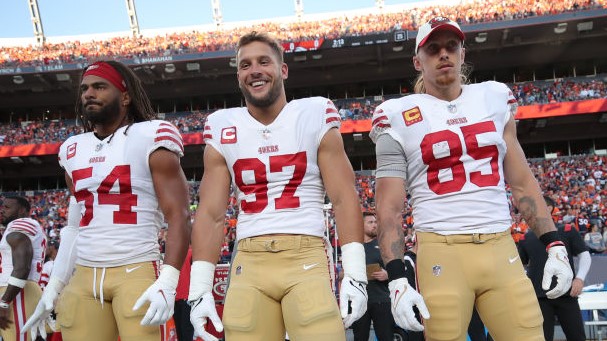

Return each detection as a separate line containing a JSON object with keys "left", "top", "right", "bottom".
{"left": 539, "top": 231, "right": 564, "bottom": 251}
{"left": 386, "top": 259, "right": 407, "bottom": 281}
{"left": 8, "top": 276, "right": 27, "bottom": 288}
{"left": 188, "top": 261, "right": 215, "bottom": 302}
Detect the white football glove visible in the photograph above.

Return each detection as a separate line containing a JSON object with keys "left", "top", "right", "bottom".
{"left": 543, "top": 245, "right": 574, "bottom": 299}
{"left": 22, "top": 277, "right": 64, "bottom": 339}
{"left": 189, "top": 292, "right": 223, "bottom": 341}
{"left": 340, "top": 242, "right": 368, "bottom": 328}
{"left": 389, "top": 278, "right": 430, "bottom": 332}
{"left": 189, "top": 261, "right": 223, "bottom": 341}
{"left": 339, "top": 275, "right": 368, "bottom": 328}
{"left": 133, "top": 264, "right": 179, "bottom": 325}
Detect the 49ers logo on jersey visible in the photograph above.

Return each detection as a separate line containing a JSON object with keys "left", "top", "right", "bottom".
{"left": 402, "top": 107, "right": 423, "bottom": 126}
{"left": 67, "top": 142, "right": 77, "bottom": 159}
{"left": 221, "top": 126, "right": 237, "bottom": 144}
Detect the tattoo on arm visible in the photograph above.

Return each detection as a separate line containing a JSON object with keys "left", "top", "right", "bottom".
{"left": 517, "top": 196, "right": 554, "bottom": 236}
{"left": 378, "top": 222, "right": 405, "bottom": 263}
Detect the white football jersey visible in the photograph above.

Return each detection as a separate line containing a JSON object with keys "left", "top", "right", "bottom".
{"left": 0, "top": 218, "right": 46, "bottom": 286}
{"left": 58, "top": 120, "right": 184, "bottom": 267}
{"left": 204, "top": 97, "right": 341, "bottom": 241}
{"left": 39, "top": 260, "right": 54, "bottom": 289}
{"left": 371, "top": 81, "right": 515, "bottom": 234}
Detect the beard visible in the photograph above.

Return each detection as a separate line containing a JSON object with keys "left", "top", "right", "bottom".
{"left": 1, "top": 214, "right": 15, "bottom": 226}
{"left": 82, "top": 97, "right": 122, "bottom": 126}
{"left": 435, "top": 72, "right": 458, "bottom": 87}
{"left": 365, "top": 230, "right": 377, "bottom": 239}
{"left": 240, "top": 79, "right": 283, "bottom": 108}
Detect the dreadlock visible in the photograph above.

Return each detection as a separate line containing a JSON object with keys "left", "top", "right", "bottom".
{"left": 75, "top": 60, "right": 156, "bottom": 134}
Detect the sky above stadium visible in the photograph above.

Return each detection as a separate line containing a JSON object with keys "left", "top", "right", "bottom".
{"left": 0, "top": 0, "right": 430, "bottom": 39}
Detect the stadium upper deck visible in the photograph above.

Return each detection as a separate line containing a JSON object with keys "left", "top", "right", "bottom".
{"left": 1, "top": 0, "right": 606, "bottom": 116}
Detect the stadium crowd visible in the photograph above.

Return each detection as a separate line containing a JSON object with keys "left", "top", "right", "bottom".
{"left": 1, "top": 0, "right": 605, "bottom": 68}
{"left": 1, "top": 75, "right": 605, "bottom": 146}
{"left": 1, "top": 154, "right": 605, "bottom": 262}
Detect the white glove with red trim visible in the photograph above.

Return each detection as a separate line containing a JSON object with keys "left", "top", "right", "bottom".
{"left": 543, "top": 244, "right": 573, "bottom": 299}
{"left": 339, "top": 242, "right": 368, "bottom": 328}
{"left": 388, "top": 278, "right": 430, "bottom": 332}
{"left": 22, "top": 278, "right": 64, "bottom": 339}
{"left": 189, "top": 261, "right": 223, "bottom": 341}
{"left": 133, "top": 264, "right": 179, "bottom": 325}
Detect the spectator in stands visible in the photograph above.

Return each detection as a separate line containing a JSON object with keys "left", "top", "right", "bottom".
{"left": 584, "top": 223, "right": 606, "bottom": 254}
{"left": 510, "top": 212, "right": 528, "bottom": 244}
{"left": 38, "top": 239, "right": 59, "bottom": 290}
{"left": 351, "top": 212, "right": 395, "bottom": 341}
{"left": 0, "top": 0, "right": 604, "bottom": 69}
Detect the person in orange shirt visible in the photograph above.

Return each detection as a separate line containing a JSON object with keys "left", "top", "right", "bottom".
{"left": 510, "top": 213, "right": 529, "bottom": 244}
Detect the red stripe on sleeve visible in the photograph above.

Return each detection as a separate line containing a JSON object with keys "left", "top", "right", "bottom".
{"left": 154, "top": 136, "right": 184, "bottom": 152}
{"left": 326, "top": 117, "right": 340, "bottom": 124}
{"left": 372, "top": 115, "right": 388, "bottom": 126}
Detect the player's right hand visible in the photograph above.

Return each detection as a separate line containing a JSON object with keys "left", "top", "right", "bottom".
{"left": 388, "top": 278, "right": 430, "bottom": 332}
{"left": 339, "top": 275, "right": 368, "bottom": 328}
{"left": 21, "top": 285, "right": 60, "bottom": 339}
{"left": 189, "top": 291, "right": 223, "bottom": 341}
{"left": 543, "top": 244, "right": 573, "bottom": 299}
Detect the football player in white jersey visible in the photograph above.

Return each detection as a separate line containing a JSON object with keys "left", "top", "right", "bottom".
{"left": 371, "top": 17, "right": 574, "bottom": 341}
{"left": 0, "top": 196, "right": 46, "bottom": 341}
{"left": 188, "top": 32, "right": 368, "bottom": 340}
{"left": 22, "top": 61, "right": 191, "bottom": 341}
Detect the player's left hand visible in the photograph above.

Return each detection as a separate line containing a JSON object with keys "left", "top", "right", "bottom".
{"left": 543, "top": 245, "right": 574, "bottom": 299}
{"left": 0, "top": 305, "right": 12, "bottom": 330}
{"left": 339, "top": 275, "right": 368, "bottom": 328}
{"left": 371, "top": 269, "right": 389, "bottom": 281}
{"left": 570, "top": 278, "right": 584, "bottom": 297}
{"left": 133, "top": 265, "right": 179, "bottom": 325}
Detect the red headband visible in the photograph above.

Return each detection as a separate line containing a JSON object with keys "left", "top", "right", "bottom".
{"left": 83, "top": 62, "right": 127, "bottom": 92}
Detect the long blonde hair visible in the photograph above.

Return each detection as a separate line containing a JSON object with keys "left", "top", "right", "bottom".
{"left": 413, "top": 63, "right": 472, "bottom": 94}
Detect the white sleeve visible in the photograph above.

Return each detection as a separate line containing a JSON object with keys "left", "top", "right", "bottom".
{"left": 51, "top": 197, "right": 80, "bottom": 286}
{"left": 575, "top": 251, "right": 591, "bottom": 281}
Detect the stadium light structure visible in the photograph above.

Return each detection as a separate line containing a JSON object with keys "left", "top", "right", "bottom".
{"left": 474, "top": 32, "right": 488, "bottom": 43}
{"left": 554, "top": 23, "right": 568, "bottom": 34}
{"left": 27, "top": 0, "right": 45, "bottom": 45}
{"left": 13, "top": 75, "right": 24, "bottom": 85}
{"left": 294, "top": 0, "right": 304, "bottom": 20}
{"left": 125, "top": 0, "right": 141, "bottom": 37}
{"left": 212, "top": 0, "right": 223, "bottom": 27}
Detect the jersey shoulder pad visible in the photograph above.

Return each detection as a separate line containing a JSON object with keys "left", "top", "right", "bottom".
{"left": 7, "top": 218, "right": 41, "bottom": 237}
{"left": 148, "top": 120, "right": 184, "bottom": 157}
